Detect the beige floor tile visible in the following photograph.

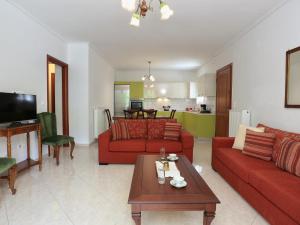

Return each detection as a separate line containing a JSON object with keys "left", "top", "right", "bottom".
{"left": 0, "top": 139, "right": 270, "bottom": 225}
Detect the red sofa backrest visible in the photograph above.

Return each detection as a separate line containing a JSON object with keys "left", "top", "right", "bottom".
{"left": 147, "top": 119, "right": 177, "bottom": 140}
{"left": 257, "top": 124, "right": 300, "bottom": 161}
{"left": 116, "top": 118, "right": 178, "bottom": 140}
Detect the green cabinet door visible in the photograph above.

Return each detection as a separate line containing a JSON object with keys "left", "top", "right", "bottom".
{"left": 183, "top": 112, "right": 215, "bottom": 138}
{"left": 130, "top": 82, "right": 144, "bottom": 100}
{"left": 115, "top": 81, "right": 144, "bottom": 100}
{"left": 157, "top": 111, "right": 183, "bottom": 124}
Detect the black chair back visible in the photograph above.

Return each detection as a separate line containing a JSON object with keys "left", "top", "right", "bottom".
{"left": 170, "top": 109, "right": 176, "bottom": 119}
{"left": 104, "top": 109, "right": 112, "bottom": 128}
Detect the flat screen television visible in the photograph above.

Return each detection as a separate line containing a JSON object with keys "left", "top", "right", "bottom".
{"left": 0, "top": 92, "right": 37, "bottom": 124}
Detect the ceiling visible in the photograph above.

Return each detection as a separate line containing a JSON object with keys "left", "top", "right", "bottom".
{"left": 9, "top": 0, "right": 286, "bottom": 70}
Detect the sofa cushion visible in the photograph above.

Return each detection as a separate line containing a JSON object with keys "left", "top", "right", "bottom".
{"left": 147, "top": 119, "right": 177, "bottom": 139}
{"left": 111, "top": 122, "right": 130, "bottom": 141}
{"left": 215, "top": 147, "right": 275, "bottom": 183}
{"left": 249, "top": 169, "right": 300, "bottom": 224}
{"left": 258, "top": 124, "right": 300, "bottom": 162}
{"left": 276, "top": 138, "right": 300, "bottom": 177}
{"left": 242, "top": 130, "right": 276, "bottom": 161}
{"left": 233, "top": 124, "right": 265, "bottom": 150}
{"left": 146, "top": 140, "right": 182, "bottom": 153}
{"left": 124, "top": 119, "right": 147, "bottom": 139}
{"left": 109, "top": 139, "right": 146, "bottom": 152}
{"left": 163, "top": 122, "right": 182, "bottom": 141}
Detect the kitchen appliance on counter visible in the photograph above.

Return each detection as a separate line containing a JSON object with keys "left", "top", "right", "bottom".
{"left": 200, "top": 104, "right": 211, "bottom": 113}
{"left": 162, "top": 105, "right": 171, "bottom": 111}
{"left": 131, "top": 101, "right": 143, "bottom": 110}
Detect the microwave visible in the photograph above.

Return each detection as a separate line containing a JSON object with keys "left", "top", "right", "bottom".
{"left": 131, "top": 101, "right": 143, "bottom": 110}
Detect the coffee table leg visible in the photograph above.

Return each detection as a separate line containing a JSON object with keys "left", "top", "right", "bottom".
{"left": 131, "top": 205, "right": 141, "bottom": 225}
{"left": 203, "top": 211, "right": 215, "bottom": 225}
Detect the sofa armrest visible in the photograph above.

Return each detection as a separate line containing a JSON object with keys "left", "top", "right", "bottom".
{"left": 98, "top": 129, "right": 112, "bottom": 163}
{"left": 181, "top": 130, "right": 194, "bottom": 163}
{"left": 212, "top": 137, "right": 235, "bottom": 152}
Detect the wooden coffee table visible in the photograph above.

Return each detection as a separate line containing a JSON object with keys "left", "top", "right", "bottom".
{"left": 128, "top": 155, "right": 220, "bottom": 225}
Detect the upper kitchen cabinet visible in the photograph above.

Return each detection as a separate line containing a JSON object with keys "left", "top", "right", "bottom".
{"left": 197, "top": 73, "right": 216, "bottom": 97}
{"left": 189, "top": 81, "right": 199, "bottom": 98}
{"left": 145, "top": 82, "right": 188, "bottom": 99}
{"left": 130, "top": 82, "right": 144, "bottom": 100}
{"left": 115, "top": 81, "right": 144, "bottom": 100}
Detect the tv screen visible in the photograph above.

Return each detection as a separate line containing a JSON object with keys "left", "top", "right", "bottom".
{"left": 0, "top": 92, "right": 37, "bottom": 124}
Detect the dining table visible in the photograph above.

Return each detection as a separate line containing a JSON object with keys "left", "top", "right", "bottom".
{"left": 112, "top": 116, "right": 171, "bottom": 121}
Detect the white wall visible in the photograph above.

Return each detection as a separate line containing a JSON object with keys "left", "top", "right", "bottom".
{"left": 67, "top": 43, "right": 90, "bottom": 144}
{"left": 89, "top": 47, "right": 115, "bottom": 142}
{"left": 0, "top": 0, "right": 67, "bottom": 162}
{"left": 115, "top": 69, "right": 198, "bottom": 82}
{"left": 198, "top": 0, "right": 300, "bottom": 133}
{"left": 68, "top": 44, "right": 115, "bottom": 144}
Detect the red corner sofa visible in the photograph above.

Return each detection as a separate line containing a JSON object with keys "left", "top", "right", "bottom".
{"left": 212, "top": 124, "right": 300, "bottom": 225}
{"left": 98, "top": 119, "right": 194, "bottom": 164}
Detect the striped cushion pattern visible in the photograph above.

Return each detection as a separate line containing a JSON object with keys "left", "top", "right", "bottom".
{"left": 242, "top": 130, "right": 276, "bottom": 161}
{"left": 163, "top": 122, "right": 182, "bottom": 141}
{"left": 111, "top": 122, "right": 130, "bottom": 141}
{"left": 276, "top": 138, "right": 300, "bottom": 177}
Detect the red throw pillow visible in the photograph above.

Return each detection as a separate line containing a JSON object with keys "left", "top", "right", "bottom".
{"left": 276, "top": 138, "right": 300, "bottom": 177}
{"left": 148, "top": 119, "right": 177, "bottom": 139}
{"left": 125, "top": 119, "right": 147, "bottom": 139}
{"left": 242, "top": 130, "right": 276, "bottom": 161}
{"left": 111, "top": 122, "right": 130, "bottom": 141}
{"left": 257, "top": 124, "right": 300, "bottom": 161}
{"left": 163, "top": 122, "right": 182, "bottom": 141}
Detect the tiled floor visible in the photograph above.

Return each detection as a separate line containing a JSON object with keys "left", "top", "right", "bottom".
{"left": 0, "top": 140, "right": 269, "bottom": 225}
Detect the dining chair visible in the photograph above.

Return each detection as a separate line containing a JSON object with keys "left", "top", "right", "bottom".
{"left": 124, "top": 109, "right": 139, "bottom": 119}
{"left": 0, "top": 157, "right": 17, "bottom": 194}
{"left": 170, "top": 109, "right": 176, "bottom": 119}
{"left": 37, "top": 112, "right": 75, "bottom": 166}
{"left": 104, "top": 109, "right": 112, "bottom": 128}
{"left": 142, "top": 109, "right": 157, "bottom": 119}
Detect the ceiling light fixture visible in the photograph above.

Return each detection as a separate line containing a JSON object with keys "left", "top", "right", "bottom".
{"left": 142, "top": 61, "right": 155, "bottom": 88}
{"left": 122, "top": 0, "right": 174, "bottom": 27}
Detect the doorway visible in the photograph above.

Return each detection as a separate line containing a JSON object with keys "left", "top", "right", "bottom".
{"left": 215, "top": 63, "right": 232, "bottom": 137}
{"left": 47, "top": 55, "right": 69, "bottom": 137}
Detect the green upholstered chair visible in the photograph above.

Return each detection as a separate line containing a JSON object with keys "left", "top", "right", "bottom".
{"left": 37, "top": 112, "right": 75, "bottom": 166}
{"left": 0, "top": 157, "right": 17, "bottom": 194}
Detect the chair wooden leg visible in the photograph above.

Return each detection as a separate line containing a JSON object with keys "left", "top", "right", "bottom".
{"left": 48, "top": 146, "right": 51, "bottom": 157}
{"left": 8, "top": 165, "right": 17, "bottom": 195}
{"left": 70, "top": 141, "right": 75, "bottom": 159}
{"left": 55, "top": 146, "right": 60, "bottom": 166}
{"left": 53, "top": 146, "right": 57, "bottom": 158}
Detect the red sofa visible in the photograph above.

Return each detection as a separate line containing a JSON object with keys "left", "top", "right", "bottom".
{"left": 212, "top": 124, "right": 300, "bottom": 225}
{"left": 98, "top": 119, "right": 194, "bottom": 164}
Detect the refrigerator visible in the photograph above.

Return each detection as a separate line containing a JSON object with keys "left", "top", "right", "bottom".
{"left": 114, "top": 84, "right": 130, "bottom": 116}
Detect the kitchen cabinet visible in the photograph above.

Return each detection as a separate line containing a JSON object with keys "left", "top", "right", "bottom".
{"left": 189, "top": 81, "right": 198, "bottom": 98}
{"left": 183, "top": 112, "right": 215, "bottom": 138}
{"left": 157, "top": 111, "right": 184, "bottom": 123}
{"left": 115, "top": 81, "right": 144, "bottom": 100}
{"left": 144, "top": 82, "right": 188, "bottom": 99}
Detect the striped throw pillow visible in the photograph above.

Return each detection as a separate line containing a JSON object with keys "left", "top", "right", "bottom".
{"left": 111, "top": 122, "right": 130, "bottom": 141}
{"left": 163, "top": 123, "right": 182, "bottom": 141}
{"left": 242, "top": 130, "right": 276, "bottom": 161}
{"left": 276, "top": 138, "right": 300, "bottom": 177}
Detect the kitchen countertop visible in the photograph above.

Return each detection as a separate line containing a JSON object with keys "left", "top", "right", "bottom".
{"left": 158, "top": 110, "right": 215, "bottom": 116}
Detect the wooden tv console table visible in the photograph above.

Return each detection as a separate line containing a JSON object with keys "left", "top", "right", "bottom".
{"left": 0, "top": 123, "right": 42, "bottom": 176}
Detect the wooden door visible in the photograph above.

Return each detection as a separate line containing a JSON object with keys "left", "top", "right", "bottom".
{"left": 215, "top": 64, "right": 232, "bottom": 137}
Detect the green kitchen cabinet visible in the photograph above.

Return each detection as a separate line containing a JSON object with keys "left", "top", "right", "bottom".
{"left": 183, "top": 112, "right": 215, "bottom": 138}
{"left": 115, "top": 81, "right": 144, "bottom": 100}
{"left": 157, "top": 111, "right": 183, "bottom": 124}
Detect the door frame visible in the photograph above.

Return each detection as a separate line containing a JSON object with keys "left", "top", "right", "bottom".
{"left": 215, "top": 63, "right": 233, "bottom": 137}
{"left": 47, "top": 54, "right": 69, "bottom": 137}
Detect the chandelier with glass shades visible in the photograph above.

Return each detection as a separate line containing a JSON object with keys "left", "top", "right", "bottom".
{"left": 142, "top": 61, "right": 155, "bottom": 88}
{"left": 121, "top": 0, "right": 174, "bottom": 27}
